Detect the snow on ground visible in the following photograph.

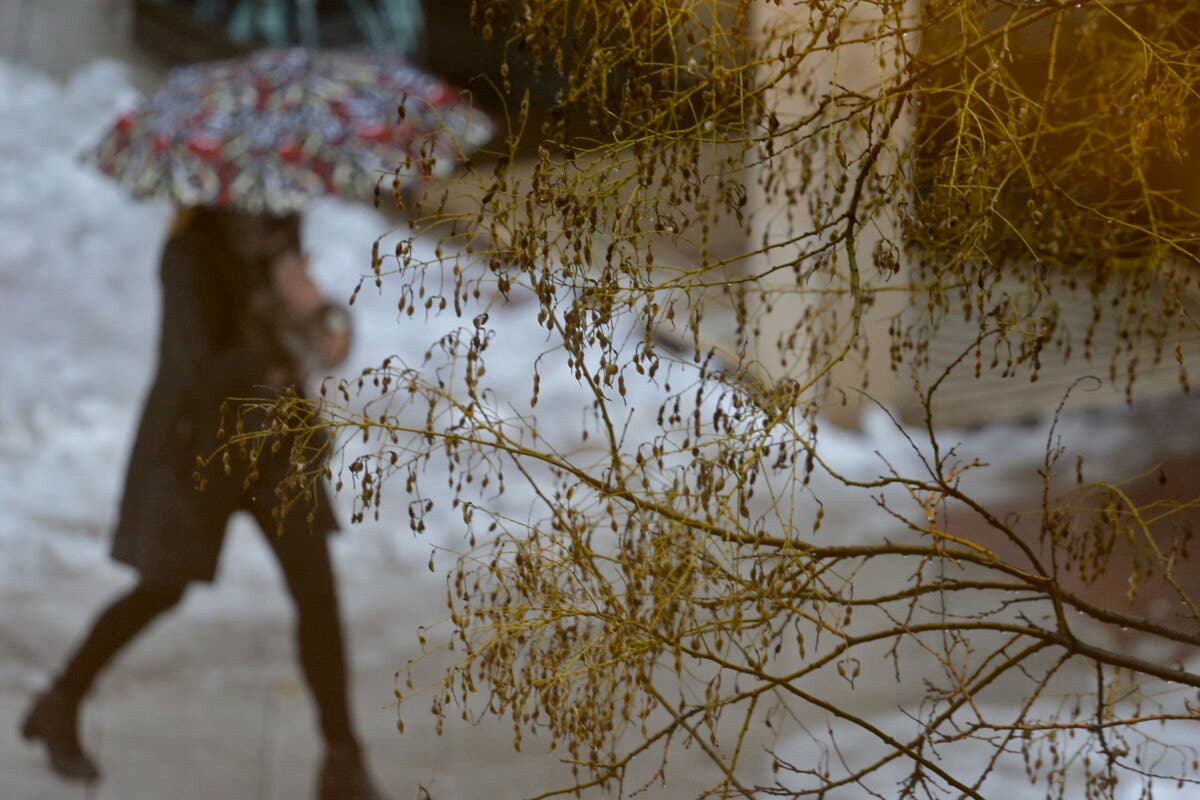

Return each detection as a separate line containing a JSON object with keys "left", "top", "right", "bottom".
{"left": 1, "top": 57, "right": 1197, "bottom": 797}
{"left": 772, "top": 704, "right": 1200, "bottom": 800}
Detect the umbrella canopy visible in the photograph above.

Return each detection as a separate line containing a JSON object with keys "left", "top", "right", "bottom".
{"left": 86, "top": 48, "right": 495, "bottom": 214}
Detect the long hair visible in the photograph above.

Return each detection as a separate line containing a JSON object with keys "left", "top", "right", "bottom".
{"left": 167, "top": 208, "right": 304, "bottom": 369}
{"left": 171, "top": 206, "right": 301, "bottom": 300}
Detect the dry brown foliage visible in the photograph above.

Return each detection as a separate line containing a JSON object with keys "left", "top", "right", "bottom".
{"left": 217, "top": 2, "right": 1200, "bottom": 797}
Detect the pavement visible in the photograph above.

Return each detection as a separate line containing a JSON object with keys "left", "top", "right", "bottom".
{"left": 0, "top": 528, "right": 723, "bottom": 800}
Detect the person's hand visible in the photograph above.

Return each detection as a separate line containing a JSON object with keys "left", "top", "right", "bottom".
{"left": 319, "top": 328, "right": 352, "bottom": 368}
{"left": 271, "top": 251, "right": 323, "bottom": 320}
{"left": 264, "top": 364, "right": 296, "bottom": 389}
{"left": 314, "top": 305, "right": 353, "bottom": 369}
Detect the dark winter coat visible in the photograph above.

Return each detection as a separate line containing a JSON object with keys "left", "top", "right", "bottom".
{"left": 110, "top": 213, "right": 338, "bottom": 585}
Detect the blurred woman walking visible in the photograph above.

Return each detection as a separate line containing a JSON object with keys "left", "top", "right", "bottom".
{"left": 21, "top": 208, "right": 386, "bottom": 800}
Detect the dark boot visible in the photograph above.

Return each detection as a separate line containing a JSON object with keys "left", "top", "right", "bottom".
{"left": 20, "top": 688, "right": 100, "bottom": 782}
{"left": 317, "top": 741, "right": 389, "bottom": 800}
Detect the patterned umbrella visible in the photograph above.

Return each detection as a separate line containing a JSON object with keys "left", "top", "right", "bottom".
{"left": 86, "top": 48, "right": 496, "bottom": 214}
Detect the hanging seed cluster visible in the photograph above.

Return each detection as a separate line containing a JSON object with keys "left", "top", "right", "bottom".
{"left": 198, "top": 1, "right": 1200, "bottom": 797}
{"left": 901, "top": 1, "right": 1200, "bottom": 391}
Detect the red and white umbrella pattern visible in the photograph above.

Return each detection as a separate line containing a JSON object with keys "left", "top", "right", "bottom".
{"left": 87, "top": 49, "right": 496, "bottom": 214}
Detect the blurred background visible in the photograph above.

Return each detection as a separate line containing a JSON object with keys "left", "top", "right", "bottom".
{"left": 2, "top": 3, "right": 1199, "bottom": 799}
{"left": 0, "top": 0, "right": 560, "bottom": 122}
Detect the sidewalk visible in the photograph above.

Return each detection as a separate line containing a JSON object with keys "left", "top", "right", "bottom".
{"left": 1, "top": 547, "right": 722, "bottom": 800}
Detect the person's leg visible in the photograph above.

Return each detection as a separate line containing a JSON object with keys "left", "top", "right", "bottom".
{"left": 259, "top": 520, "right": 387, "bottom": 800}
{"left": 54, "top": 581, "right": 188, "bottom": 698}
{"left": 23, "top": 580, "right": 187, "bottom": 781}
{"left": 262, "top": 526, "right": 355, "bottom": 744}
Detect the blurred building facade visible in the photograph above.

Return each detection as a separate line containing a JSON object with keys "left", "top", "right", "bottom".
{"left": 0, "top": 0, "right": 163, "bottom": 89}
{"left": 0, "top": 0, "right": 547, "bottom": 112}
